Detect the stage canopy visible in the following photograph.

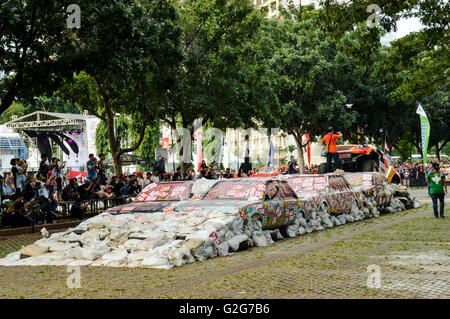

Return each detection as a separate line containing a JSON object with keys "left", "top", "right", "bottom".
{"left": 4, "top": 111, "right": 100, "bottom": 167}
{"left": 4, "top": 111, "right": 96, "bottom": 131}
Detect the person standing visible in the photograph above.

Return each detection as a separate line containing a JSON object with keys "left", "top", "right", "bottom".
{"left": 38, "top": 154, "right": 50, "bottom": 178}
{"left": 86, "top": 154, "right": 98, "bottom": 181}
{"left": 321, "top": 127, "right": 343, "bottom": 173}
{"left": 426, "top": 162, "right": 447, "bottom": 219}
{"left": 52, "top": 158, "right": 65, "bottom": 201}
{"left": 96, "top": 154, "right": 109, "bottom": 185}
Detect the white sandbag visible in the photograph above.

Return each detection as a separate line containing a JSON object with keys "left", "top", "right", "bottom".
{"left": 384, "top": 206, "right": 396, "bottom": 214}
{"left": 20, "top": 244, "right": 49, "bottom": 257}
{"left": 413, "top": 201, "right": 422, "bottom": 208}
{"left": 49, "top": 242, "right": 78, "bottom": 252}
{"left": 296, "top": 226, "right": 306, "bottom": 235}
{"left": 101, "top": 249, "right": 128, "bottom": 261}
{"left": 123, "top": 239, "right": 143, "bottom": 250}
{"left": 140, "top": 256, "right": 172, "bottom": 269}
{"left": 168, "top": 246, "right": 192, "bottom": 266}
{"left": 284, "top": 225, "right": 297, "bottom": 238}
{"left": 262, "top": 230, "right": 275, "bottom": 244}
{"left": 68, "top": 259, "right": 93, "bottom": 266}
{"left": 68, "top": 247, "right": 104, "bottom": 261}
{"left": 0, "top": 252, "right": 21, "bottom": 266}
{"left": 344, "top": 214, "right": 355, "bottom": 223}
{"left": 41, "top": 228, "right": 49, "bottom": 238}
{"left": 252, "top": 231, "right": 269, "bottom": 247}
{"left": 228, "top": 234, "right": 249, "bottom": 252}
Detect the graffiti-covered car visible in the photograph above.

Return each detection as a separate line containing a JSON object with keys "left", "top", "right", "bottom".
{"left": 166, "top": 178, "right": 302, "bottom": 230}
{"left": 105, "top": 181, "right": 199, "bottom": 215}
{"left": 344, "top": 172, "right": 392, "bottom": 208}
{"left": 285, "top": 174, "right": 363, "bottom": 217}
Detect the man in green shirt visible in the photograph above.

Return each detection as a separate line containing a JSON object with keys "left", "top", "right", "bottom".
{"left": 426, "top": 162, "right": 447, "bottom": 218}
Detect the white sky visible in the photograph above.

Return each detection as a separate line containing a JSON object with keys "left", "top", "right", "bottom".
{"left": 380, "top": 16, "right": 424, "bottom": 46}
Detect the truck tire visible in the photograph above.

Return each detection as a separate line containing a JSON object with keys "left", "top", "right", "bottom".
{"left": 318, "top": 163, "right": 327, "bottom": 174}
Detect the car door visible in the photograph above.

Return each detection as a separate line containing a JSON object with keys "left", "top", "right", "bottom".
{"left": 327, "top": 175, "right": 343, "bottom": 213}
{"left": 277, "top": 181, "right": 298, "bottom": 226}
{"left": 263, "top": 180, "right": 285, "bottom": 229}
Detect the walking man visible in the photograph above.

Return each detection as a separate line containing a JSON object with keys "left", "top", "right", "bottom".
{"left": 426, "top": 162, "right": 447, "bottom": 218}
{"left": 321, "top": 127, "right": 343, "bottom": 173}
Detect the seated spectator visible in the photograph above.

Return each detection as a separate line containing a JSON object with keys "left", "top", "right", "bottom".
{"left": 162, "top": 173, "right": 171, "bottom": 182}
{"left": 77, "top": 179, "right": 95, "bottom": 200}
{"left": 34, "top": 182, "right": 57, "bottom": 223}
{"left": 70, "top": 198, "right": 90, "bottom": 220}
{"left": 22, "top": 175, "right": 36, "bottom": 202}
{"left": 151, "top": 170, "right": 160, "bottom": 183}
{"left": 62, "top": 178, "right": 79, "bottom": 201}
{"left": 114, "top": 175, "right": 129, "bottom": 196}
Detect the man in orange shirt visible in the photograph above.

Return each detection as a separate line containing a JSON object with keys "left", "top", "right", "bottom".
{"left": 321, "top": 127, "right": 343, "bottom": 173}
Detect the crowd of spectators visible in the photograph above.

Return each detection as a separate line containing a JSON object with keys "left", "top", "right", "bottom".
{"left": 393, "top": 160, "right": 450, "bottom": 188}
{"left": 6, "top": 151, "right": 442, "bottom": 228}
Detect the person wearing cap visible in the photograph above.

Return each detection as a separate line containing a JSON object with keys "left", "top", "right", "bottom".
{"left": 321, "top": 127, "right": 343, "bottom": 173}
{"left": 162, "top": 173, "right": 170, "bottom": 182}
{"left": 426, "top": 162, "right": 447, "bottom": 218}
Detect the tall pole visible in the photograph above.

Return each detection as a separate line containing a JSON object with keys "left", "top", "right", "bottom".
{"left": 237, "top": 130, "right": 240, "bottom": 172}
{"left": 170, "top": 126, "right": 175, "bottom": 171}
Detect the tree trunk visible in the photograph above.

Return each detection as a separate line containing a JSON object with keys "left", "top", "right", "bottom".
{"left": 294, "top": 135, "right": 305, "bottom": 174}
{"left": 104, "top": 99, "right": 121, "bottom": 176}
{"left": 435, "top": 143, "right": 440, "bottom": 161}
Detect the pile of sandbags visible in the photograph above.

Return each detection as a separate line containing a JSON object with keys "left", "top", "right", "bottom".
{"left": 391, "top": 184, "right": 422, "bottom": 209}
{"left": 0, "top": 207, "right": 257, "bottom": 268}
{"left": 0, "top": 185, "right": 420, "bottom": 269}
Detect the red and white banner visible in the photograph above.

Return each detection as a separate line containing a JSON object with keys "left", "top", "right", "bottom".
{"left": 69, "top": 170, "right": 87, "bottom": 181}
{"left": 304, "top": 132, "right": 311, "bottom": 169}
{"left": 162, "top": 125, "right": 170, "bottom": 150}
{"left": 194, "top": 119, "right": 203, "bottom": 172}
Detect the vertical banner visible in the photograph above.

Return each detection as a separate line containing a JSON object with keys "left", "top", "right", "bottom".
{"left": 267, "top": 140, "right": 274, "bottom": 168}
{"left": 162, "top": 124, "right": 170, "bottom": 150}
{"left": 63, "top": 131, "right": 86, "bottom": 169}
{"left": 85, "top": 118, "right": 100, "bottom": 156}
{"left": 224, "top": 133, "right": 230, "bottom": 170}
{"left": 218, "top": 136, "right": 225, "bottom": 169}
{"left": 194, "top": 119, "right": 203, "bottom": 172}
{"left": 416, "top": 105, "right": 430, "bottom": 164}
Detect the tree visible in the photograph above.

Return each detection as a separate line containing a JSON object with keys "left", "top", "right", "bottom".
{"left": 0, "top": 0, "right": 85, "bottom": 115}
{"left": 60, "top": 0, "right": 182, "bottom": 175}
{"left": 158, "top": 0, "right": 277, "bottom": 171}
{"left": 260, "top": 9, "right": 358, "bottom": 172}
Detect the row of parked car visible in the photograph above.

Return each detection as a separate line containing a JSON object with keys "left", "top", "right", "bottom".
{"left": 106, "top": 172, "right": 395, "bottom": 231}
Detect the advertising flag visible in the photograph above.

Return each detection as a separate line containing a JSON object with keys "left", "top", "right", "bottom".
{"left": 224, "top": 135, "right": 230, "bottom": 169}
{"left": 416, "top": 105, "right": 430, "bottom": 164}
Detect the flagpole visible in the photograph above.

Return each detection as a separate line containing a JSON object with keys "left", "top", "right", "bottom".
{"left": 237, "top": 130, "right": 240, "bottom": 172}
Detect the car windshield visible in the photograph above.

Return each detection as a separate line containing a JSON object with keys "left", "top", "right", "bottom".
{"left": 288, "top": 176, "right": 327, "bottom": 192}
{"left": 202, "top": 180, "right": 266, "bottom": 200}
{"left": 134, "top": 182, "right": 192, "bottom": 202}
